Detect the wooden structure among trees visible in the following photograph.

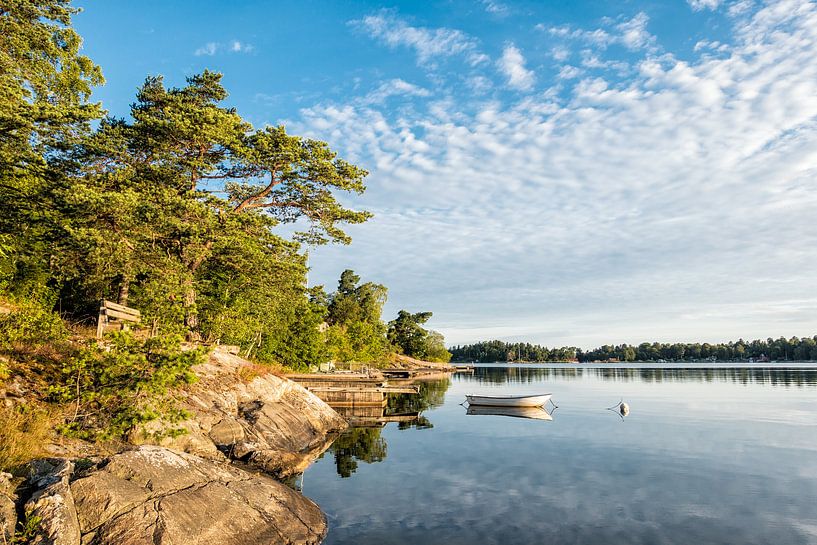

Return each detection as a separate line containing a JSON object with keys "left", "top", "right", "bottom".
{"left": 96, "top": 300, "right": 141, "bottom": 338}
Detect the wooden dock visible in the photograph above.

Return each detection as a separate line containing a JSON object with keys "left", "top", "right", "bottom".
{"left": 286, "top": 373, "right": 385, "bottom": 390}
{"left": 381, "top": 367, "right": 456, "bottom": 379}
{"left": 287, "top": 373, "right": 419, "bottom": 408}
{"left": 305, "top": 386, "right": 418, "bottom": 407}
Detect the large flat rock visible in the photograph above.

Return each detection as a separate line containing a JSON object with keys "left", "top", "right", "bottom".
{"left": 28, "top": 446, "right": 327, "bottom": 545}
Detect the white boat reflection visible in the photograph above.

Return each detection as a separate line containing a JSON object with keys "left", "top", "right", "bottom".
{"left": 466, "top": 405, "right": 555, "bottom": 421}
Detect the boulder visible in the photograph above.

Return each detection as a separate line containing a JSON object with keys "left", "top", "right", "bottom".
{"left": 25, "top": 460, "right": 81, "bottom": 545}
{"left": 27, "top": 446, "right": 327, "bottom": 545}
{"left": 131, "top": 348, "right": 347, "bottom": 477}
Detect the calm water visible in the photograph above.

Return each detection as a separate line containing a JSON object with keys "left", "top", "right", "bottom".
{"left": 303, "top": 365, "right": 817, "bottom": 545}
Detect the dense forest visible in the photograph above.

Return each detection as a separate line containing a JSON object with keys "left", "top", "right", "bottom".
{"left": 450, "top": 336, "right": 817, "bottom": 363}
{"left": 0, "top": 1, "right": 448, "bottom": 450}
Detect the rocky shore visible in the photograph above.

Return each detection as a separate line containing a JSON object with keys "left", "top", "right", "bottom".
{"left": 1, "top": 347, "right": 348, "bottom": 545}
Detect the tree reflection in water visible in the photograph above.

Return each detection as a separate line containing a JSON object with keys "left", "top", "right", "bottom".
{"left": 326, "top": 376, "right": 452, "bottom": 477}
{"left": 465, "top": 366, "right": 817, "bottom": 387}
{"left": 330, "top": 427, "right": 388, "bottom": 478}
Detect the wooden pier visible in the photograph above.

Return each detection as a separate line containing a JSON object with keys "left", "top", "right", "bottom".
{"left": 287, "top": 374, "right": 419, "bottom": 408}
{"left": 381, "top": 367, "right": 455, "bottom": 379}
{"left": 304, "top": 386, "right": 418, "bottom": 407}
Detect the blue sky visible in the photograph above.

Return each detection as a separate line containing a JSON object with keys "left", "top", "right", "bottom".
{"left": 73, "top": 0, "right": 817, "bottom": 348}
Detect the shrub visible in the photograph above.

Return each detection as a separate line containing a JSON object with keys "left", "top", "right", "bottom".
{"left": 49, "top": 332, "right": 206, "bottom": 440}
{"left": 0, "top": 298, "right": 68, "bottom": 355}
{"left": 11, "top": 509, "right": 43, "bottom": 544}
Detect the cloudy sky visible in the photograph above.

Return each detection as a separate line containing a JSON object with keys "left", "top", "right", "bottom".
{"left": 74, "top": 0, "right": 817, "bottom": 348}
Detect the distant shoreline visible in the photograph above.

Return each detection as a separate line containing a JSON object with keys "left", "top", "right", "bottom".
{"left": 459, "top": 360, "right": 817, "bottom": 366}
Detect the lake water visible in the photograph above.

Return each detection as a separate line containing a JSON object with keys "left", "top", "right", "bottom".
{"left": 303, "top": 365, "right": 817, "bottom": 545}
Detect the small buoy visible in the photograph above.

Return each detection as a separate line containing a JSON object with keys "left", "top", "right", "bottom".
{"left": 619, "top": 402, "right": 630, "bottom": 417}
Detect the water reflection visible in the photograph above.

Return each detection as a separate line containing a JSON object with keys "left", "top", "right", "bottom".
{"left": 465, "top": 404, "right": 555, "bottom": 420}
{"left": 466, "top": 365, "right": 817, "bottom": 387}
{"left": 323, "top": 377, "right": 452, "bottom": 477}
{"left": 306, "top": 365, "right": 817, "bottom": 545}
{"left": 328, "top": 427, "right": 388, "bottom": 478}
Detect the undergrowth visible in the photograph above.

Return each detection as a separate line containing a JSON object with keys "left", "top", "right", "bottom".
{"left": 49, "top": 332, "right": 206, "bottom": 441}
{"left": 0, "top": 405, "right": 54, "bottom": 474}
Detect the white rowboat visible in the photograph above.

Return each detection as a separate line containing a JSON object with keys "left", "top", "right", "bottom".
{"left": 465, "top": 393, "right": 552, "bottom": 407}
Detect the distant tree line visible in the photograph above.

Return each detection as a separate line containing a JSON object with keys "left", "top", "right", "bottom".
{"left": 450, "top": 341, "right": 578, "bottom": 363}
{"left": 450, "top": 336, "right": 817, "bottom": 363}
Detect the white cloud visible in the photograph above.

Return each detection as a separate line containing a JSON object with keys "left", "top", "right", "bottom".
{"left": 351, "top": 10, "right": 488, "bottom": 67}
{"left": 362, "top": 79, "right": 431, "bottom": 104}
{"left": 616, "top": 12, "right": 655, "bottom": 50}
{"left": 688, "top": 0, "right": 722, "bottom": 10}
{"left": 194, "top": 42, "right": 218, "bottom": 56}
{"left": 294, "top": 0, "right": 817, "bottom": 346}
{"left": 557, "top": 65, "right": 583, "bottom": 79}
{"left": 551, "top": 46, "right": 570, "bottom": 62}
{"left": 694, "top": 39, "right": 730, "bottom": 52}
{"left": 497, "top": 44, "right": 536, "bottom": 90}
{"left": 229, "top": 40, "right": 254, "bottom": 53}
{"left": 194, "top": 40, "right": 255, "bottom": 56}
{"left": 481, "top": 0, "right": 509, "bottom": 16}
{"left": 544, "top": 12, "right": 657, "bottom": 53}
{"left": 728, "top": 0, "right": 755, "bottom": 16}
{"left": 580, "top": 50, "right": 630, "bottom": 72}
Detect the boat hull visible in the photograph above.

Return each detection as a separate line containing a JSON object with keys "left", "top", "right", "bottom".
{"left": 465, "top": 394, "right": 552, "bottom": 407}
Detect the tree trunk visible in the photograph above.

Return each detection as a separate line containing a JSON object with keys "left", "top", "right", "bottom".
{"left": 183, "top": 241, "right": 213, "bottom": 341}
{"left": 184, "top": 281, "right": 200, "bottom": 341}
{"left": 118, "top": 276, "right": 130, "bottom": 306}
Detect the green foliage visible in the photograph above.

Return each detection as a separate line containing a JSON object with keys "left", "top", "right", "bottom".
{"left": 450, "top": 340, "right": 577, "bottom": 363}
{"left": 0, "top": 1, "right": 104, "bottom": 302}
{"left": 578, "top": 336, "right": 817, "bottom": 362}
{"left": 49, "top": 333, "right": 205, "bottom": 440}
{"left": 423, "top": 331, "right": 452, "bottom": 363}
{"left": 0, "top": 234, "right": 13, "bottom": 289}
{"left": 387, "top": 310, "right": 451, "bottom": 362}
{"left": 44, "top": 71, "right": 373, "bottom": 343}
{"left": 0, "top": 0, "right": 104, "bottom": 172}
{"left": 11, "top": 509, "right": 43, "bottom": 545}
{"left": 325, "top": 269, "right": 389, "bottom": 363}
{"left": 0, "top": 294, "right": 69, "bottom": 353}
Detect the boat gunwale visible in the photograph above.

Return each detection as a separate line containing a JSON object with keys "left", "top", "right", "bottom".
{"left": 465, "top": 393, "right": 552, "bottom": 399}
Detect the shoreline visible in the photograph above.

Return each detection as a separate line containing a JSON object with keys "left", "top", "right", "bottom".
{"left": 1, "top": 347, "right": 353, "bottom": 545}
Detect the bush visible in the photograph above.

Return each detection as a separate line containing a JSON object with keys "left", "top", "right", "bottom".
{"left": 49, "top": 332, "right": 206, "bottom": 440}
{"left": 0, "top": 297, "right": 68, "bottom": 354}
